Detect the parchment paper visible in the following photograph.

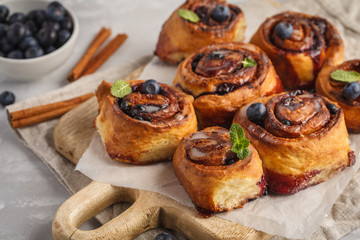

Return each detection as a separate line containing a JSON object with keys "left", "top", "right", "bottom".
{"left": 76, "top": 0, "right": 360, "bottom": 238}
{"left": 76, "top": 57, "right": 360, "bottom": 238}
{"left": 7, "top": 0, "right": 360, "bottom": 239}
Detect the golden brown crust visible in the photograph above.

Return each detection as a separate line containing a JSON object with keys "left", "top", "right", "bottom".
{"left": 250, "top": 11, "right": 344, "bottom": 90}
{"left": 95, "top": 80, "right": 198, "bottom": 164}
{"left": 173, "top": 127, "right": 265, "bottom": 212}
{"left": 155, "top": 0, "right": 246, "bottom": 64}
{"left": 316, "top": 59, "right": 360, "bottom": 133}
{"left": 233, "top": 91, "right": 354, "bottom": 194}
{"left": 174, "top": 42, "right": 283, "bottom": 129}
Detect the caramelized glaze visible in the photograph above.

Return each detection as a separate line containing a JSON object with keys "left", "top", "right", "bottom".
{"left": 251, "top": 11, "right": 344, "bottom": 90}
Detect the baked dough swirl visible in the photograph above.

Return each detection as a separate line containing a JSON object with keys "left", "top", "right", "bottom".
{"left": 173, "top": 127, "right": 266, "bottom": 212}
{"left": 174, "top": 42, "right": 283, "bottom": 129}
{"left": 316, "top": 59, "right": 360, "bottom": 133}
{"left": 155, "top": 0, "right": 246, "bottom": 64}
{"left": 95, "top": 80, "right": 198, "bottom": 165}
{"left": 250, "top": 11, "right": 344, "bottom": 90}
{"left": 233, "top": 90, "right": 355, "bottom": 194}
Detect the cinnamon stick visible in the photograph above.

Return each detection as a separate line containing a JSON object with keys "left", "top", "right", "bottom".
{"left": 10, "top": 103, "right": 82, "bottom": 129}
{"left": 9, "top": 92, "right": 94, "bottom": 128}
{"left": 67, "top": 27, "right": 112, "bottom": 82}
{"left": 10, "top": 93, "right": 94, "bottom": 121}
{"left": 81, "top": 33, "right": 128, "bottom": 77}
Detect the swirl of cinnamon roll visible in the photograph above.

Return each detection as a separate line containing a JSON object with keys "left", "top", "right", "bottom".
{"left": 316, "top": 59, "right": 360, "bottom": 133}
{"left": 233, "top": 91, "right": 355, "bottom": 194}
{"left": 174, "top": 42, "right": 283, "bottom": 129}
{"left": 250, "top": 11, "right": 344, "bottom": 90}
{"left": 173, "top": 127, "right": 266, "bottom": 212}
{"left": 95, "top": 80, "right": 198, "bottom": 165}
{"left": 155, "top": 0, "right": 246, "bottom": 64}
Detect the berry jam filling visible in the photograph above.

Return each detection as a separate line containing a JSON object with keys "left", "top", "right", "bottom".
{"left": 185, "top": 129, "right": 241, "bottom": 166}
{"left": 264, "top": 91, "right": 332, "bottom": 138}
{"left": 117, "top": 83, "right": 180, "bottom": 122}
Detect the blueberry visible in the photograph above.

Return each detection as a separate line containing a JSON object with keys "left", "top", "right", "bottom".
{"left": 7, "top": 22, "right": 26, "bottom": 45}
{"left": 211, "top": 5, "right": 231, "bottom": 22}
{"left": 281, "top": 119, "right": 292, "bottom": 126}
{"left": 19, "top": 36, "right": 38, "bottom": 51}
{"left": 60, "top": 16, "right": 73, "bottom": 31}
{"left": 134, "top": 104, "right": 146, "bottom": 113}
{"left": 154, "top": 232, "right": 175, "bottom": 240}
{"left": 45, "top": 45, "right": 56, "bottom": 54}
{"left": 0, "top": 5, "right": 9, "bottom": 23}
{"left": 36, "top": 27, "right": 57, "bottom": 48}
{"left": 27, "top": 9, "right": 46, "bottom": 26}
{"left": 25, "top": 45, "right": 44, "bottom": 58}
{"left": 326, "top": 103, "right": 338, "bottom": 114}
{"left": 141, "top": 79, "right": 160, "bottom": 95}
{"left": 0, "top": 91, "right": 16, "bottom": 107}
{"left": 8, "top": 12, "right": 27, "bottom": 24}
{"left": 45, "top": 1, "right": 66, "bottom": 22}
{"left": 42, "top": 20, "right": 61, "bottom": 32}
{"left": 246, "top": 102, "right": 267, "bottom": 125}
{"left": 275, "top": 22, "right": 293, "bottom": 39}
{"left": 0, "top": 23, "right": 8, "bottom": 38}
{"left": 119, "top": 100, "right": 131, "bottom": 112}
{"left": 343, "top": 82, "right": 360, "bottom": 100}
{"left": 7, "top": 49, "right": 23, "bottom": 59}
{"left": 55, "top": 29, "right": 71, "bottom": 47}
{"left": 0, "top": 37, "right": 14, "bottom": 53}
{"left": 25, "top": 20, "right": 38, "bottom": 35}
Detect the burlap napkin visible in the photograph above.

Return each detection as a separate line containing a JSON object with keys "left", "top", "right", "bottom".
{"left": 6, "top": 0, "right": 360, "bottom": 239}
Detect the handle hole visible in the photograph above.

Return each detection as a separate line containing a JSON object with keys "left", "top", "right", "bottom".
{"left": 77, "top": 201, "right": 133, "bottom": 230}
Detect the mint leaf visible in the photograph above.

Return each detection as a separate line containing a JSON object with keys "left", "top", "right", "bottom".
{"left": 229, "top": 123, "right": 250, "bottom": 160}
{"left": 237, "top": 148, "right": 251, "bottom": 160}
{"left": 110, "top": 80, "right": 132, "bottom": 98}
{"left": 230, "top": 123, "right": 245, "bottom": 143}
{"left": 178, "top": 9, "right": 199, "bottom": 23}
{"left": 330, "top": 70, "right": 360, "bottom": 83}
{"left": 242, "top": 58, "right": 257, "bottom": 68}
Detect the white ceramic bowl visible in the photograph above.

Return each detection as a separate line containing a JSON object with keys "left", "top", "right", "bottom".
{"left": 0, "top": 1, "right": 79, "bottom": 81}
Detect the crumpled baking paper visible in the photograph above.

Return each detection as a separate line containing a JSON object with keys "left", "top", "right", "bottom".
{"left": 76, "top": 57, "right": 360, "bottom": 239}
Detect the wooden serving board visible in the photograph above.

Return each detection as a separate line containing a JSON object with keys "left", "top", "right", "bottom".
{"left": 51, "top": 67, "right": 272, "bottom": 240}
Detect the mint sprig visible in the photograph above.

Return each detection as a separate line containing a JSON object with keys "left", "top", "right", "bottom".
{"left": 330, "top": 70, "right": 360, "bottom": 83}
{"left": 110, "top": 80, "right": 132, "bottom": 98}
{"left": 178, "top": 9, "right": 199, "bottom": 23}
{"left": 230, "top": 123, "right": 251, "bottom": 160}
{"left": 242, "top": 58, "right": 257, "bottom": 68}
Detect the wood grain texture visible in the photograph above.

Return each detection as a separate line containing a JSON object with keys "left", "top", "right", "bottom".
{"left": 52, "top": 65, "right": 272, "bottom": 240}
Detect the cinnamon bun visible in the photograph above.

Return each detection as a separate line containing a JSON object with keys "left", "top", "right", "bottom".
{"left": 316, "top": 59, "right": 360, "bottom": 133}
{"left": 250, "top": 11, "right": 344, "bottom": 90}
{"left": 173, "top": 126, "right": 265, "bottom": 212}
{"left": 155, "top": 0, "right": 246, "bottom": 64}
{"left": 174, "top": 42, "right": 283, "bottom": 129}
{"left": 233, "top": 90, "right": 355, "bottom": 194}
{"left": 95, "top": 80, "right": 198, "bottom": 164}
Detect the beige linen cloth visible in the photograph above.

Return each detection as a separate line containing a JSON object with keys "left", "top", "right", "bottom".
{"left": 6, "top": 0, "right": 360, "bottom": 239}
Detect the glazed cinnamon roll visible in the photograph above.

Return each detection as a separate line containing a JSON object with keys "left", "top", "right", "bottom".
{"left": 233, "top": 90, "right": 355, "bottom": 194}
{"left": 174, "top": 42, "right": 283, "bottom": 129}
{"left": 250, "top": 11, "right": 344, "bottom": 90}
{"left": 95, "top": 80, "right": 198, "bottom": 165}
{"left": 155, "top": 0, "right": 246, "bottom": 64}
{"left": 173, "top": 126, "right": 266, "bottom": 212}
{"left": 316, "top": 59, "right": 360, "bottom": 133}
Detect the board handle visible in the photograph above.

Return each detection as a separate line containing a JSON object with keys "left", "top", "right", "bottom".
{"left": 52, "top": 181, "right": 271, "bottom": 240}
{"left": 52, "top": 181, "right": 153, "bottom": 240}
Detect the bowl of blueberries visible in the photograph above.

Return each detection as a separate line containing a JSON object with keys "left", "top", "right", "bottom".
{"left": 0, "top": 1, "right": 79, "bottom": 81}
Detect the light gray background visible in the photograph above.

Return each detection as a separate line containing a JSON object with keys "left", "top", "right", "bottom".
{"left": 0, "top": 0, "right": 359, "bottom": 239}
